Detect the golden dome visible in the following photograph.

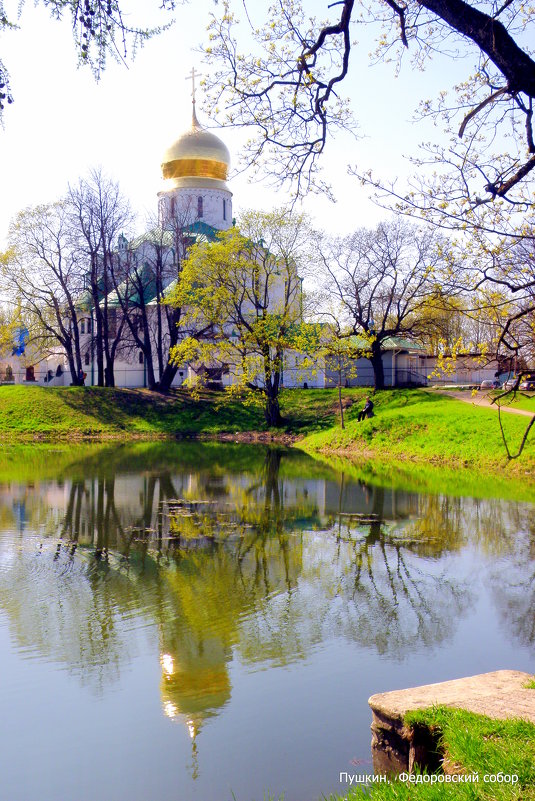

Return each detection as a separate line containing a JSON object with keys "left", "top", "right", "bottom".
{"left": 161, "top": 106, "right": 231, "bottom": 191}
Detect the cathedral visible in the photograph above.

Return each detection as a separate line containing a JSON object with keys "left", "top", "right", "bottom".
{"left": 3, "top": 83, "right": 438, "bottom": 392}
{"left": 1, "top": 82, "right": 327, "bottom": 390}
{"left": 86, "top": 90, "right": 238, "bottom": 390}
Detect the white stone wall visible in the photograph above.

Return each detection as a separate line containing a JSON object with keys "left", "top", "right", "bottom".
{"left": 158, "top": 188, "right": 233, "bottom": 231}
{"left": 81, "top": 346, "right": 189, "bottom": 389}
{"left": 0, "top": 351, "right": 68, "bottom": 386}
{"left": 282, "top": 351, "right": 326, "bottom": 389}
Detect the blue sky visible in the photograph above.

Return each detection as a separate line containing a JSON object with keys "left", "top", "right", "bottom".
{"left": 0, "top": 0, "right": 471, "bottom": 246}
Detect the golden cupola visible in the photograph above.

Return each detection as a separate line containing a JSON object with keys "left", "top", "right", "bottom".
{"left": 161, "top": 104, "right": 231, "bottom": 192}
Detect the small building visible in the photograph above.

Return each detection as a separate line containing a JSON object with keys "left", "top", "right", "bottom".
{"left": 425, "top": 352, "right": 502, "bottom": 387}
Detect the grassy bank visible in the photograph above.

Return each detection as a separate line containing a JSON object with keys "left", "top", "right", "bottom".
{"left": 304, "top": 450, "right": 535, "bottom": 502}
{"left": 333, "top": 706, "right": 535, "bottom": 801}
{"left": 0, "top": 385, "right": 265, "bottom": 438}
{"left": 0, "top": 386, "right": 534, "bottom": 477}
{"left": 0, "top": 384, "right": 367, "bottom": 439}
{"left": 298, "top": 389, "right": 535, "bottom": 475}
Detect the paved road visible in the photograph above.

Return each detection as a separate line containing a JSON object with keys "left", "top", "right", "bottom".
{"left": 437, "top": 390, "right": 535, "bottom": 418}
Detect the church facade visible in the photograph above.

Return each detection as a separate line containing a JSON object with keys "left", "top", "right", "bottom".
{"left": 79, "top": 100, "right": 237, "bottom": 389}
{"left": 3, "top": 93, "right": 490, "bottom": 391}
{"left": 72, "top": 98, "right": 325, "bottom": 391}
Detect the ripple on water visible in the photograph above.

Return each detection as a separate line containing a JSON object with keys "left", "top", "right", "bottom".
{"left": 0, "top": 529, "right": 163, "bottom": 672}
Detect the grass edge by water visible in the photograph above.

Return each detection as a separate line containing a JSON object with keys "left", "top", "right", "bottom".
{"left": 331, "top": 705, "right": 535, "bottom": 801}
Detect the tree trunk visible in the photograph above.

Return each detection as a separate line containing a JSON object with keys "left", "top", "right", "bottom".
{"left": 338, "top": 364, "right": 345, "bottom": 429}
{"left": 66, "top": 351, "right": 79, "bottom": 386}
{"left": 157, "top": 307, "right": 182, "bottom": 392}
{"left": 145, "top": 352, "right": 157, "bottom": 391}
{"left": 93, "top": 301, "right": 105, "bottom": 387}
{"left": 264, "top": 393, "right": 282, "bottom": 427}
{"left": 64, "top": 341, "right": 84, "bottom": 386}
{"left": 104, "top": 361, "right": 115, "bottom": 388}
{"left": 370, "top": 341, "right": 385, "bottom": 390}
{"left": 156, "top": 362, "right": 179, "bottom": 393}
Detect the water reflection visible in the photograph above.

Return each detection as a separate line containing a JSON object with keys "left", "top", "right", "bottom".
{"left": 0, "top": 442, "right": 533, "bottom": 789}
{"left": 492, "top": 507, "right": 535, "bottom": 646}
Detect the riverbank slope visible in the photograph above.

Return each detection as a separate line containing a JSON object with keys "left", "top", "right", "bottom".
{"left": 298, "top": 389, "right": 535, "bottom": 476}
{"left": 0, "top": 385, "right": 533, "bottom": 475}
{"left": 0, "top": 384, "right": 371, "bottom": 439}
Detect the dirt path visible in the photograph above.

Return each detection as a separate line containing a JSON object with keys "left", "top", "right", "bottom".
{"left": 438, "top": 390, "right": 535, "bottom": 417}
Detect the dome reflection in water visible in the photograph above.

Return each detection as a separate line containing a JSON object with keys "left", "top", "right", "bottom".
{"left": 0, "top": 442, "right": 533, "bottom": 801}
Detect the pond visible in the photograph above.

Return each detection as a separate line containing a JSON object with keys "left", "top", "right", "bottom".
{"left": 0, "top": 442, "right": 534, "bottom": 801}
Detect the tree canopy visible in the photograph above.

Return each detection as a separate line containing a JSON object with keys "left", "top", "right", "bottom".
{"left": 168, "top": 209, "right": 319, "bottom": 426}
{"left": 203, "top": 0, "right": 535, "bottom": 214}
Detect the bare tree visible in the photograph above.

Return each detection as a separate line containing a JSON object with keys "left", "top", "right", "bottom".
{"left": 3, "top": 203, "right": 85, "bottom": 385}
{"left": 108, "top": 202, "right": 199, "bottom": 392}
{"left": 67, "top": 169, "right": 133, "bottom": 387}
{"left": 205, "top": 0, "right": 535, "bottom": 207}
{"left": 319, "top": 220, "right": 450, "bottom": 388}
{"left": 479, "top": 233, "right": 535, "bottom": 360}
{"left": 0, "top": 1, "right": 175, "bottom": 116}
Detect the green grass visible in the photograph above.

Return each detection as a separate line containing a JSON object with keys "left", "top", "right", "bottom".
{"left": 489, "top": 391, "right": 535, "bottom": 414}
{"left": 299, "top": 389, "right": 535, "bottom": 474}
{"left": 0, "top": 385, "right": 367, "bottom": 439}
{"left": 305, "top": 450, "right": 535, "bottom": 502}
{"left": 332, "top": 707, "right": 535, "bottom": 801}
{"left": 1, "top": 386, "right": 534, "bottom": 480}
{"left": 0, "top": 385, "right": 265, "bottom": 438}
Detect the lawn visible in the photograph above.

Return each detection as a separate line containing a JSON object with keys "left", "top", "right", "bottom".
{"left": 331, "top": 706, "right": 535, "bottom": 801}
{"left": 0, "top": 385, "right": 264, "bottom": 437}
{"left": 490, "top": 390, "right": 535, "bottom": 414}
{"left": 0, "top": 384, "right": 367, "bottom": 439}
{"left": 299, "top": 389, "right": 535, "bottom": 473}
{"left": 1, "top": 386, "right": 534, "bottom": 479}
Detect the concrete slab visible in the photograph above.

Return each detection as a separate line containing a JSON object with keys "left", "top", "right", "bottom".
{"left": 369, "top": 670, "right": 535, "bottom": 724}
{"left": 368, "top": 670, "right": 535, "bottom": 775}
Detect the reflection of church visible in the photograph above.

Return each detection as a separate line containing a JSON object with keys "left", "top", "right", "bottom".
{"left": 159, "top": 627, "right": 231, "bottom": 777}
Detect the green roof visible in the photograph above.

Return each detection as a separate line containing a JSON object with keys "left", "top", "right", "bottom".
{"left": 349, "top": 335, "right": 426, "bottom": 352}
{"left": 127, "top": 220, "right": 219, "bottom": 252}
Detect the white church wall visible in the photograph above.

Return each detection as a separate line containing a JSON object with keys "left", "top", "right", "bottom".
{"left": 0, "top": 351, "right": 68, "bottom": 386}
{"left": 159, "top": 188, "right": 232, "bottom": 231}
{"left": 282, "top": 351, "right": 326, "bottom": 389}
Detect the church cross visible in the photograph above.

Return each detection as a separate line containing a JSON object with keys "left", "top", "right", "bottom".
{"left": 185, "top": 67, "right": 203, "bottom": 105}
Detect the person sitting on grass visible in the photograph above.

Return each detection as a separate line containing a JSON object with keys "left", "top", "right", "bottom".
{"left": 357, "top": 396, "right": 374, "bottom": 422}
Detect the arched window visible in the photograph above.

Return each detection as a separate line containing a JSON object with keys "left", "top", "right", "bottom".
{"left": 87, "top": 318, "right": 92, "bottom": 334}
{"left": 139, "top": 351, "right": 144, "bottom": 364}
{"left": 80, "top": 320, "right": 85, "bottom": 334}
{"left": 84, "top": 352, "right": 90, "bottom": 366}
{"left": 223, "top": 199, "right": 227, "bottom": 221}
{"left": 197, "top": 196, "right": 203, "bottom": 218}
{"left": 170, "top": 196, "right": 176, "bottom": 217}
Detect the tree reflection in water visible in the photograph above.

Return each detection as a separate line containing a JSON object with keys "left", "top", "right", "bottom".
{"left": 491, "top": 507, "right": 535, "bottom": 647}
{"left": 0, "top": 442, "right": 533, "bottom": 774}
